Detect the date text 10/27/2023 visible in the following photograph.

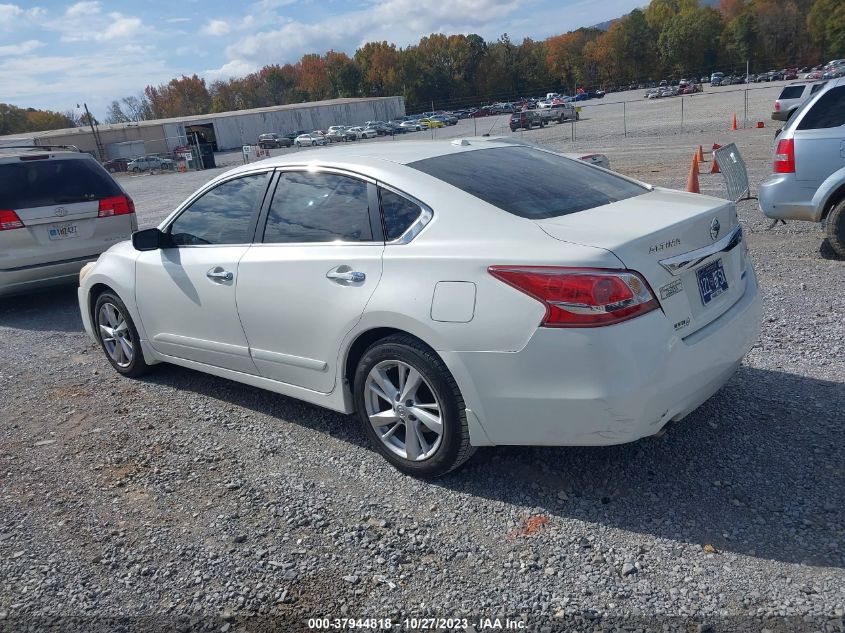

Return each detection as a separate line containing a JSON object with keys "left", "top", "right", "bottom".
{"left": 307, "top": 617, "right": 527, "bottom": 630}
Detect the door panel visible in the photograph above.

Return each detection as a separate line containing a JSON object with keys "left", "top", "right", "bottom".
{"left": 135, "top": 246, "right": 258, "bottom": 374}
{"left": 236, "top": 245, "right": 383, "bottom": 392}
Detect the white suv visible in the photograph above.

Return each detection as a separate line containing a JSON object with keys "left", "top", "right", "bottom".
{"left": 0, "top": 146, "right": 137, "bottom": 297}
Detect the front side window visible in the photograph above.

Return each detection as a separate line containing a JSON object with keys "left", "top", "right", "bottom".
{"left": 168, "top": 173, "right": 268, "bottom": 246}
{"left": 263, "top": 171, "right": 373, "bottom": 243}
{"left": 797, "top": 87, "right": 845, "bottom": 129}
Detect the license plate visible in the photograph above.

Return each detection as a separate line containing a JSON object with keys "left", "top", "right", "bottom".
{"left": 48, "top": 223, "right": 79, "bottom": 240}
{"left": 696, "top": 258, "right": 729, "bottom": 305}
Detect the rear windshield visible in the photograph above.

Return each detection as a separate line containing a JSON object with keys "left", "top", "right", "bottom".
{"left": 779, "top": 86, "right": 805, "bottom": 100}
{"left": 409, "top": 146, "right": 646, "bottom": 220}
{"left": 0, "top": 156, "right": 121, "bottom": 209}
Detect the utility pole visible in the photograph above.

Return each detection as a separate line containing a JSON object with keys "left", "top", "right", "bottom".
{"left": 81, "top": 102, "right": 105, "bottom": 161}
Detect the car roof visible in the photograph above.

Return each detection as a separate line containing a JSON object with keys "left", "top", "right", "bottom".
{"left": 0, "top": 146, "right": 88, "bottom": 162}
{"left": 234, "top": 139, "right": 518, "bottom": 173}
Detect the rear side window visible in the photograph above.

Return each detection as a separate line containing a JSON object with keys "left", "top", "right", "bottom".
{"left": 798, "top": 86, "right": 845, "bottom": 129}
{"left": 380, "top": 188, "right": 424, "bottom": 241}
{"left": 409, "top": 146, "right": 646, "bottom": 220}
{"left": 778, "top": 86, "right": 805, "bottom": 100}
{"left": 263, "top": 171, "right": 373, "bottom": 243}
{"left": 168, "top": 173, "right": 268, "bottom": 246}
{"left": 0, "top": 157, "right": 121, "bottom": 209}
{"left": 810, "top": 82, "right": 826, "bottom": 95}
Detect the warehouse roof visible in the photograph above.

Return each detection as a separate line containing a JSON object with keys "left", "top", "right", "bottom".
{"left": 0, "top": 96, "right": 403, "bottom": 142}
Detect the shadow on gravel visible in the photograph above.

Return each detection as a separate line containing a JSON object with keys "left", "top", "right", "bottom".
{"left": 438, "top": 365, "right": 845, "bottom": 569}
{"left": 137, "top": 361, "right": 844, "bottom": 569}
{"left": 0, "top": 285, "right": 82, "bottom": 332}
{"left": 820, "top": 239, "right": 845, "bottom": 261}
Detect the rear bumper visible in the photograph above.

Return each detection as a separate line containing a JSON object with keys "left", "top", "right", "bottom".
{"left": 443, "top": 266, "right": 761, "bottom": 446}
{"left": 758, "top": 173, "right": 821, "bottom": 222}
{"left": 771, "top": 110, "right": 790, "bottom": 121}
{"left": 0, "top": 255, "right": 97, "bottom": 297}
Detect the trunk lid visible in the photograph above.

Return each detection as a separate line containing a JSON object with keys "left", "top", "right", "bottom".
{"left": 535, "top": 188, "right": 748, "bottom": 338}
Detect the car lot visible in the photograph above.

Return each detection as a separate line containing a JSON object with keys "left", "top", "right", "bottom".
{"left": 1, "top": 84, "right": 843, "bottom": 630}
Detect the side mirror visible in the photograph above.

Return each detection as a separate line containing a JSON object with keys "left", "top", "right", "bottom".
{"left": 132, "top": 227, "right": 169, "bottom": 251}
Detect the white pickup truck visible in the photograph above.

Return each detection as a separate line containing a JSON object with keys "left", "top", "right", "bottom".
{"left": 535, "top": 102, "right": 578, "bottom": 123}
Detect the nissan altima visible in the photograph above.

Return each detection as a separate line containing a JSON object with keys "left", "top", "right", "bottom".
{"left": 77, "top": 139, "right": 761, "bottom": 476}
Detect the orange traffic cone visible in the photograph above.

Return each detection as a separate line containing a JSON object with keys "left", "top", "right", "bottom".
{"left": 731, "top": 114, "right": 737, "bottom": 130}
{"left": 686, "top": 154, "right": 700, "bottom": 193}
{"left": 711, "top": 143, "right": 722, "bottom": 173}
{"left": 697, "top": 145, "right": 705, "bottom": 162}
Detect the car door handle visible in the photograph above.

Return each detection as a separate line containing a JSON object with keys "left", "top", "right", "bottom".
{"left": 206, "top": 267, "right": 234, "bottom": 282}
{"left": 326, "top": 268, "right": 365, "bottom": 283}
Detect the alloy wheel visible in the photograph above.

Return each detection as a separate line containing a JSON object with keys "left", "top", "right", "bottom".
{"left": 97, "top": 302, "right": 134, "bottom": 368}
{"left": 363, "top": 360, "right": 443, "bottom": 461}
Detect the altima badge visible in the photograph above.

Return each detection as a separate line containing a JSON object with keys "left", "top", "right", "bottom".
{"left": 710, "top": 217, "right": 721, "bottom": 241}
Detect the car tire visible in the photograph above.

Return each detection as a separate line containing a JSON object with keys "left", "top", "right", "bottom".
{"left": 576, "top": 112, "right": 580, "bottom": 121}
{"left": 825, "top": 198, "right": 845, "bottom": 258}
{"left": 353, "top": 334, "right": 476, "bottom": 477}
{"left": 93, "top": 291, "right": 149, "bottom": 378}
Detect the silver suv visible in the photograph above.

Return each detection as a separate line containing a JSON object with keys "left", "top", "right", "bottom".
{"left": 771, "top": 81, "right": 827, "bottom": 121}
{"left": 0, "top": 146, "right": 136, "bottom": 296}
{"left": 759, "top": 77, "right": 845, "bottom": 256}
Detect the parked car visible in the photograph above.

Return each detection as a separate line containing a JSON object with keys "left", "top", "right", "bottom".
{"left": 771, "top": 81, "right": 827, "bottom": 120}
{"left": 126, "top": 155, "right": 175, "bottom": 172}
{"left": 509, "top": 110, "right": 544, "bottom": 131}
{"left": 710, "top": 72, "right": 724, "bottom": 86}
{"left": 399, "top": 121, "right": 423, "bottom": 132}
{"left": 0, "top": 145, "right": 136, "bottom": 296}
{"left": 258, "top": 133, "right": 292, "bottom": 149}
{"left": 103, "top": 157, "right": 130, "bottom": 173}
{"left": 295, "top": 133, "right": 327, "bottom": 147}
{"left": 286, "top": 130, "right": 310, "bottom": 141}
{"left": 420, "top": 118, "right": 445, "bottom": 128}
{"left": 537, "top": 102, "right": 578, "bottom": 123}
{"left": 469, "top": 107, "right": 492, "bottom": 118}
{"left": 78, "top": 139, "right": 761, "bottom": 476}
{"left": 759, "top": 78, "right": 845, "bottom": 256}
{"left": 347, "top": 126, "right": 378, "bottom": 139}
{"left": 325, "top": 127, "right": 356, "bottom": 143}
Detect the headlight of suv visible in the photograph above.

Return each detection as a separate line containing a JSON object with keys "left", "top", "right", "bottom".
{"left": 79, "top": 261, "right": 96, "bottom": 284}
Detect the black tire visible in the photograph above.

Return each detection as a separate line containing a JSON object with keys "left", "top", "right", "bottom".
{"left": 93, "top": 291, "right": 149, "bottom": 378}
{"left": 353, "top": 334, "right": 476, "bottom": 477}
{"left": 825, "top": 198, "right": 845, "bottom": 258}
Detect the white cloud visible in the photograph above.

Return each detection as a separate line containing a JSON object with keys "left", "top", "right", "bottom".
{"left": 203, "top": 58, "right": 256, "bottom": 81}
{"left": 0, "top": 3, "right": 44, "bottom": 26}
{"left": 0, "top": 39, "right": 43, "bottom": 56}
{"left": 211, "top": 0, "right": 524, "bottom": 75}
{"left": 44, "top": 2, "right": 145, "bottom": 42}
{"left": 166, "top": 17, "right": 191, "bottom": 23}
{"left": 201, "top": 19, "right": 231, "bottom": 36}
{"left": 0, "top": 3, "right": 22, "bottom": 23}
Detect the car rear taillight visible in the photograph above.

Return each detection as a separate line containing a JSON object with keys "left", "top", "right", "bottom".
{"left": 488, "top": 266, "right": 660, "bottom": 327}
{"left": 774, "top": 138, "right": 795, "bottom": 173}
{"left": 98, "top": 195, "right": 135, "bottom": 217}
{"left": 774, "top": 100, "right": 781, "bottom": 111}
{"left": 0, "top": 210, "right": 24, "bottom": 230}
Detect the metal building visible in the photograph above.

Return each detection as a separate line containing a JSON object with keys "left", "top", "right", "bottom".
{"left": 0, "top": 96, "right": 405, "bottom": 158}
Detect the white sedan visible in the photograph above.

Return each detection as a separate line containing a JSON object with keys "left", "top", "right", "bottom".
{"left": 294, "top": 133, "right": 327, "bottom": 147}
{"left": 77, "top": 140, "right": 761, "bottom": 476}
{"left": 347, "top": 126, "right": 378, "bottom": 139}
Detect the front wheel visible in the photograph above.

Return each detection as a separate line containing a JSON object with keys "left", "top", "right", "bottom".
{"left": 94, "top": 292, "right": 149, "bottom": 378}
{"left": 825, "top": 199, "right": 845, "bottom": 258}
{"left": 354, "top": 335, "right": 475, "bottom": 477}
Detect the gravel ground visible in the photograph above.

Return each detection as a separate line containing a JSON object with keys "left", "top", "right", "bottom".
{"left": 1, "top": 83, "right": 844, "bottom": 633}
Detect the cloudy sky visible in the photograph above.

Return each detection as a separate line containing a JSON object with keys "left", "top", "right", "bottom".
{"left": 0, "top": 0, "right": 644, "bottom": 117}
